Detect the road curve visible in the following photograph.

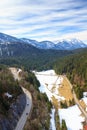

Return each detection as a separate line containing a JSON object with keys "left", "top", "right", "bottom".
{"left": 9, "top": 67, "right": 32, "bottom": 130}
{"left": 15, "top": 87, "right": 32, "bottom": 130}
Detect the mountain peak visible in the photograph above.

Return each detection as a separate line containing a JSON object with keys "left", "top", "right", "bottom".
{"left": 0, "top": 32, "right": 22, "bottom": 44}
{"left": 53, "top": 38, "right": 87, "bottom": 50}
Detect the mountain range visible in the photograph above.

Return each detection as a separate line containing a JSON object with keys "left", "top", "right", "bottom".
{"left": 0, "top": 32, "right": 87, "bottom": 51}
{"left": 0, "top": 32, "right": 74, "bottom": 70}
{"left": 21, "top": 38, "right": 87, "bottom": 50}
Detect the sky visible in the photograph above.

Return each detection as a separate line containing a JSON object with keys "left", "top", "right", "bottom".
{"left": 0, "top": 0, "right": 87, "bottom": 42}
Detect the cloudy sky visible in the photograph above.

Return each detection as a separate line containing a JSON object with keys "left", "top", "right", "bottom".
{"left": 0, "top": 0, "right": 87, "bottom": 42}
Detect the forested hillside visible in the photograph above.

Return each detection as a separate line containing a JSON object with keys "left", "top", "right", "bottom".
{"left": 0, "top": 65, "right": 22, "bottom": 113}
{"left": 20, "top": 68, "right": 52, "bottom": 130}
{"left": 54, "top": 48, "right": 87, "bottom": 99}
{"left": 0, "top": 48, "right": 72, "bottom": 70}
{"left": 0, "top": 65, "right": 52, "bottom": 130}
{"left": 0, "top": 65, "right": 26, "bottom": 130}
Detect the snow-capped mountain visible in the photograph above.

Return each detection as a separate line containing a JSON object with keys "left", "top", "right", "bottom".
{"left": 0, "top": 32, "right": 87, "bottom": 50}
{"left": 38, "top": 41, "right": 55, "bottom": 49}
{"left": 54, "top": 39, "right": 87, "bottom": 50}
{"left": 21, "top": 38, "right": 55, "bottom": 49}
{"left": 0, "top": 32, "right": 39, "bottom": 57}
{"left": 0, "top": 33, "right": 22, "bottom": 44}
{"left": 21, "top": 38, "right": 87, "bottom": 50}
{"left": 21, "top": 38, "right": 39, "bottom": 47}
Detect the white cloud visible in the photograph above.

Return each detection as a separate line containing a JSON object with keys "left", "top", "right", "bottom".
{"left": 59, "top": 30, "right": 87, "bottom": 41}
{"left": 0, "top": 0, "right": 87, "bottom": 42}
{"left": 28, "top": 31, "right": 87, "bottom": 42}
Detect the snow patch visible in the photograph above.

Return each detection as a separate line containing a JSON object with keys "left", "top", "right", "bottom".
{"left": 4, "top": 92, "right": 12, "bottom": 98}
{"left": 83, "top": 92, "right": 87, "bottom": 97}
{"left": 50, "top": 108, "right": 56, "bottom": 130}
{"left": 59, "top": 105, "right": 84, "bottom": 130}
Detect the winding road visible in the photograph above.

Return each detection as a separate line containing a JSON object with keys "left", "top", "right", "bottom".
{"left": 9, "top": 67, "right": 32, "bottom": 130}
{"left": 15, "top": 87, "right": 32, "bottom": 130}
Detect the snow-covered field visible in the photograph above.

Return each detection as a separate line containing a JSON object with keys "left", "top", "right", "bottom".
{"left": 34, "top": 70, "right": 87, "bottom": 130}
{"left": 34, "top": 70, "right": 65, "bottom": 101}
{"left": 58, "top": 91, "right": 87, "bottom": 130}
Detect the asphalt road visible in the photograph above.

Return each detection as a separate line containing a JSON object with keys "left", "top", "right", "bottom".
{"left": 15, "top": 87, "right": 32, "bottom": 130}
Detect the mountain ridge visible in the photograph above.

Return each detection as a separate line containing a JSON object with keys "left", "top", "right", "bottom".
{"left": 20, "top": 38, "right": 87, "bottom": 50}
{"left": 0, "top": 32, "right": 87, "bottom": 50}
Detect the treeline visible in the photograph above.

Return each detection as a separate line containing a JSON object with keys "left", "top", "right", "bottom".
{"left": 54, "top": 48, "right": 87, "bottom": 99}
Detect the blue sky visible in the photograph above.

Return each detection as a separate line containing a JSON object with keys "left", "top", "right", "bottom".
{"left": 0, "top": 0, "right": 87, "bottom": 42}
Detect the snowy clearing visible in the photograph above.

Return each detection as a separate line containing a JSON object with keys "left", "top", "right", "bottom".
{"left": 34, "top": 70, "right": 65, "bottom": 101}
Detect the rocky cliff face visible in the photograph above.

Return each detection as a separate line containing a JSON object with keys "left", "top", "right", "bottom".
{"left": 0, "top": 94, "right": 26, "bottom": 130}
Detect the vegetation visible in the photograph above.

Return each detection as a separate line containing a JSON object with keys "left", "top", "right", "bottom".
{"left": 0, "top": 45, "right": 87, "bottom": 129}
{"left": 55, "top": 111, "right": 67, "bottom": 130}
{"left": 55, "top": 111, "right": 60, "bottom": 130}
{"left": 54, "top": 48, "right": 87, "bottom": 99}
{"left": 0, "top": 44, "right": 73, "bottom": 70}
{"left": 0, "top": 65, "right": 22, "bottom": 115}
{"left": 60, "top": 119, "right": 67, "bottom": 130}
{"left": 0, "top": 64, "right": 52, "bottom": 129}
{"left": 60, "top": 101, "right": 68, "bottom": 108}
{"left": 17, "top": 69, "right": 52, "bottom": 130}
